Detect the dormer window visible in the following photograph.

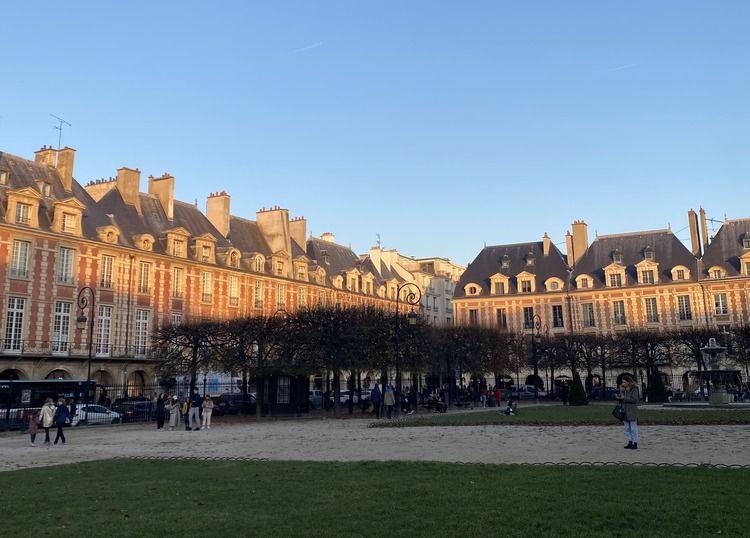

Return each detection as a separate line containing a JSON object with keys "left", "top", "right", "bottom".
{"left": 15, "top": 203, "right": 30, "bottom": 225}
{"left": 276, "top": 261, "right": 283, "bottom": 276}
{"left": 526, "top": 253, "right": 535, "bottom": 266}
{"left": 255, "top": 256, "right": 264, "bottom": 272}
{"left": 580, "top": 278, "right": 589, "bottom": 289}
{"left": 201, "top": 245, "right": 211, "bottom": 262}
{"left": 0, "top": 169, "right": 8, "bottom": 185}
{"left": 61, "top": 213, "right": 76, "bottom": 233}
{"left": 644, "top": 247, "right": 654, "bottom": 261}
{"left": 322, "top": 250, "right": 330, "bottom": 264}
{"left": 230, "top": 251, "right": 239, "bottom": 267}
{"left": 298, "top": 266, "right": 306, "bottom": 279}
{"left": 613, "top": 250, "right": 623, "bottom": 264}
{"left": 501, "top": 255, "right": 510, "bottom": 269}
{"left": 743, "top": 237, "right": 750, "bottom": 249}
{"left": 469, "top": 286, "right": 477, "bottom": 295}
{"left": 37, "top": 181, "right": 51, "bottom": 196}
{"left": 173, "top": 240, "right": 184, "bottom": 257}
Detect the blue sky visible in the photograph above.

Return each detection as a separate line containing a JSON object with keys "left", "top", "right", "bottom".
{"left": 1, "top": 1, "right": 747, "bottom": 267}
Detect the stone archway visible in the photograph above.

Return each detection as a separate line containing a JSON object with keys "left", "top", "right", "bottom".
{"left": 0, "top": 369, "right": 23, "bottom": 380}
{"left": 45, "top": 369, "right": 72, "bottom": 380}
{"left": 126, "top": 371, "right": 148, "bottom": 397}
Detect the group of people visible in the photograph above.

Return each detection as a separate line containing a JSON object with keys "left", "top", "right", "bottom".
{"left": 156, "top": 388, "right": 213, "bottom": 432}
{"left": 27, "top": 398, "right": 72, "bottom": 447}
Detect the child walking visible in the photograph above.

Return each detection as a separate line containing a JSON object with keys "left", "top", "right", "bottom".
{"left": 28, "top": 410, "right": 40, "bottom": 447}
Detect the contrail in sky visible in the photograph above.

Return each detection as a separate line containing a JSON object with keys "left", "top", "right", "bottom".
{"left": 603, "top": 63, "right": 636, "bottom": 73}
{"left": 288, "top": 42, "right": 324, "bottom": 54}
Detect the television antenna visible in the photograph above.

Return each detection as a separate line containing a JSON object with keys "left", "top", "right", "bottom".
{"left": 50, "top": 114, "right": 72, "bottom": 150}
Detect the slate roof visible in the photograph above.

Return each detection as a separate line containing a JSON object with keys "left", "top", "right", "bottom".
{"left": 571, "top": 229, "right": 697, "bottom": 288}
{"left": 96, "top": 190, "right": 233, "bottom": 254}
{"left": 571, "top": 230, "right": 697, "bottom": 288}
{"left": 701, "top": 218, "right": 750, "bottom": 277}
{"left": 0, "top": 150, "right": 114, "bottom": 239}
{"left": 227, "top": 216, "right": 273, "bottom": 258}
{"left": 306, "top": 238, "right": 361, "bottom": 285}
{"left": 454, "top": 240, "right": 569, "bottom": 298}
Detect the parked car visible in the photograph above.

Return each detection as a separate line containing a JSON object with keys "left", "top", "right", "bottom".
{"left": 112, "top": 396, "right": 150, "bottom": 406}
{"left": 212, "top": 393, "right": 256, "bottom": 416}
{"left": 329, "top": 390, "right": 359, "bottom": 405}
{"left": 509, "top": 385, "right": 548, "bottom": 399}
{"left": 309, "top": 389, "right": 323, "bottom": 409}
{"left": 72, "top": 404, "right": 121, "bottom": 426}
{"left": 589, "top": 387, "right": 619, "bottom": 400}
{"left": 111, "top": 401, "right": 159, "bottom": 423}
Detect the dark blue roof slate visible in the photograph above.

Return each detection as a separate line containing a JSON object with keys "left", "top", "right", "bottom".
{"left": 571, "top": 229, "right": 696, "bottom": 288}
{"left": 454, "top": 240, "right": 568, "bottom": 298}
{"left": 701, "top": 219, "right": 750, "bottom": 277}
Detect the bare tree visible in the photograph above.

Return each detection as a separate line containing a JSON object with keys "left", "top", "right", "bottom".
{"left": 151, "top": 319, "right": 223, "bottom": 392}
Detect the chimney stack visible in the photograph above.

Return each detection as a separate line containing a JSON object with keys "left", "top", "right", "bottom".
{"left": 256, "top": 206, "right": 292, "bottom": 276}
{"left": 542, "top": 232, "right": 551, "bottom": 256}
{"left": 116, "top": 167, "right": 142, "bottom": 213}
{"left": 34, "top": 146, "right": 57, "bottom": 167}
{"left": 206, "top": 191, "right": 231, "bottom": 237}
{"left": 321, "top": 232, "right": 335, "bottom": 243}
{"left": 700, "top": 207, "right": 709, "bottom": 251}
{"left": 149, "top": 173, "right": 175, "bottom": 221}
{"left": 688, "top": 209, "right": 702, "bottom": 257}
{"left": 290, "top": 216, "right": 307, "bottom": 248}
{"left": 568, "top": 220, "right": 589, "bottom": 266}
{"left": 56, "top": 147, "right": 75, "bottom": 191}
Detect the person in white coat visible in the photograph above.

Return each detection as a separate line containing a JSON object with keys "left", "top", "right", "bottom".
{"left": 39, "top": 398, "right": 55, "bottom": 445}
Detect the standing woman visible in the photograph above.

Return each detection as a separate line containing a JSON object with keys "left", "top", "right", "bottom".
{"left": 166, "top": 395, "right": 180, "bottom": 431}
{"left": 40, "top": 398, "right": 55, "bottom": 445}
{"left": 616, "top": 375, "right": 640, "bottom": 450}
{"left": 53, "top": 398, "right": 72, "bottom": 445}
{"left": 155, "top": 393, "right": 167, "bottom": 431}
{"left": 201, "top": 395, "right": 214, "bottom": 430}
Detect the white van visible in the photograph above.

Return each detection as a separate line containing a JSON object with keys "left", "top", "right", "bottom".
{"left": 509, "top": 385, "right": 548, "bottom": 399}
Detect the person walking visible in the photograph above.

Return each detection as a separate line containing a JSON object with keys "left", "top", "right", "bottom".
{"left": 166, "top": 395, "right": 180, "bottom": 431}
{"left": 182, "top": 398, "right": 190, "bottom": 430}
{"left": 155, "top": 393, "right": 167, "bottom": 431}
{"left": 40, "top": 398, "right": 55, "bottom": 445}
{"left": 189, "top": 388, "right": 202, "bottom": 431}
{"left": 53, "top": 398, "right": 72, "bottom": 445}
{"left": 201, "top": 395, "right": 214, "bottom": 430}
{"left": 560, "top": 382, "right": 570, "bottom": 405}
{"left": 384, "top": 384, "right": 396, "bottom": 419}
{"left": 370, "top": 384, "right": 382, "bottom": 418}
{"left": 27, "top": 410, "right": 40, "bottom": 447}
{"left": 616, "top": 375, "right": 640, "bottom": 450}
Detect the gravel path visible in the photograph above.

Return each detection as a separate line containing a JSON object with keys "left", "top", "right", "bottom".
{"left": 2, "top": 414, "right": 749, "bottom": 472}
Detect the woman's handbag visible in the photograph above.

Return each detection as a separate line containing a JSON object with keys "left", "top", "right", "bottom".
{"left": 612, "top": 403, "right": 626, "bottom": 421}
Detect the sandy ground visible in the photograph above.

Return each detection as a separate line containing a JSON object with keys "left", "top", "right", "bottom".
{"left": 2, "top": 409, "right": 749, "bottom": 472}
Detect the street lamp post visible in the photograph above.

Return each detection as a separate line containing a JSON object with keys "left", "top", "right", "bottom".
{"left": 395, "top": 282, "right": 422, "bottom": 417}
{"left": 76, "top": 287, "right": 96, "bottom": 421}
{"left": 530, "top": 314, "right": 543, "bottom": 404}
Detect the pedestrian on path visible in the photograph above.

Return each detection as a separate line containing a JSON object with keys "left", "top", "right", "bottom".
{"left": 201, "top": 395, "right": 213, "bottom": 430}
{"left": 384, "top": 385, "right": 396, "bottom": 419}
{"left": 27, "top": 410, "right": 40, "bottom": 447}
{"left": 53, "top": 398, "right": 72, "bottom": 445}
{"left": 189, "top": 388, "right": 202, "bottom": 431}
{"left": 40, "top": 398, "right": 55, "bottom": 445}
{"left": 617, "top": 375, "right": 640, "bottom": 450}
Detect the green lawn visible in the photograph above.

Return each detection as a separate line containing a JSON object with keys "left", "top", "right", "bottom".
{"left": 371, "top": 403, "right": 750, "bottom": 427}
{"left": 3, "top": 459, "right": 748, "bottom": 537}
